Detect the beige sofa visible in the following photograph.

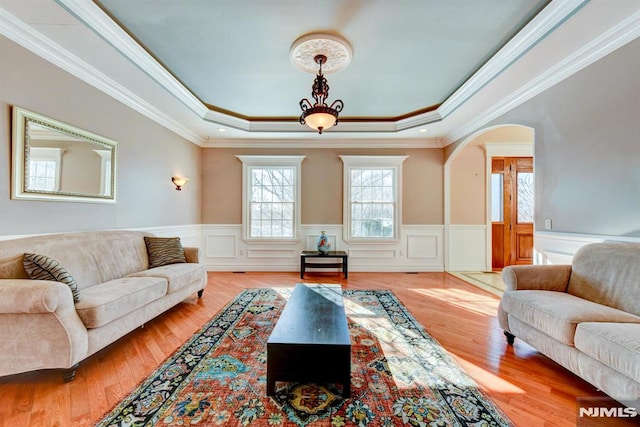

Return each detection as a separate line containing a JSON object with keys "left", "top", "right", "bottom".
{"left": 0, "top": 230, "right": 207, "bottom": 381}
{"left": 498, "top": 241, "right": 640, "bottom": 407}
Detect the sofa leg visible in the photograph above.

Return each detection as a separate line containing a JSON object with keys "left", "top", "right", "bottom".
{"left": 63, "top": 363, "right": 79, "bottom": 382}
{"left": 197, "top": 289, "right": 204, "bottom": 298}
{"left": 504, "top": 331, "right": 516, "bottom": 345}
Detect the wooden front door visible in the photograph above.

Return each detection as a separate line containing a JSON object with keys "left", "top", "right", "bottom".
{"left": 491, "top": 157, "right": 534, "bottom": 269}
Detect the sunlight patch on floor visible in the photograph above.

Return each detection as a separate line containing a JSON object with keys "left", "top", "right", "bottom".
{"left": 449, "top": 272, "right": 506, "bottom": 297}
{"left": 409, "top": 287, "right": 500, "bottom": 316}
{"left": 452, "top": 356, "right": 525, "bottom": 394}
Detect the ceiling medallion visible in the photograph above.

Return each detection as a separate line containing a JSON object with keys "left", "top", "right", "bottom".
{"left": 291, "top": 33, "right": 352, "bottom": 134}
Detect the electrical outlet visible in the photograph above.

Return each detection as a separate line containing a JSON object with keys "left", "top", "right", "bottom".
{"left": 544, "top": 219, "right": 552, "bottom": 230}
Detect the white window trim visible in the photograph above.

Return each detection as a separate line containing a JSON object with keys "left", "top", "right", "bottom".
{"left": 236, "top": 155, "right": 306, "bottom": 243}
{"left": 93, "top": 149, "right": 113, "bottom": 196}
{"left": 340, "top": 155, "right": 408, "bottom": 244}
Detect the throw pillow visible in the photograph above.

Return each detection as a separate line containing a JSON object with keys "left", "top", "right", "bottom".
{"left": 23, "top": 253, "right": 80, "bottom": 303}
{"left": 144, "top": 236, "right": 187, "bottom": 268}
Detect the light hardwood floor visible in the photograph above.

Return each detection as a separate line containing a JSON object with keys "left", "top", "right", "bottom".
{"left": 0, "top": 272, "right": 624, "bottom": 426}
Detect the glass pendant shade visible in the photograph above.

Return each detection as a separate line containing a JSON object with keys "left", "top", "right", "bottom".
{"left": 303, "top": 111, "right": 337, "bottom": 133}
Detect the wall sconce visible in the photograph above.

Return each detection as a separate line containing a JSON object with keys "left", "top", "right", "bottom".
{"left": 171, "top": 176, "right": 189, "bottom": 191}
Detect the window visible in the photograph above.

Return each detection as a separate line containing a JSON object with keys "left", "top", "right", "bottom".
{"left": 340, "top": 155, "right": 408, "bottom": 242}
{"left": 28, "top": 160, "right": 57, "bottom": 191}
{"left": 27, "top": 147, "right": 64, "bottom": 191}
{"left": 236, "top": 155, "right": 305, "bottom": 241}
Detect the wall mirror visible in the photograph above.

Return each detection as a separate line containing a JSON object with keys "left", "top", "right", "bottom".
{"left": 11, "top": 107, "right": 117, "bottom": 203}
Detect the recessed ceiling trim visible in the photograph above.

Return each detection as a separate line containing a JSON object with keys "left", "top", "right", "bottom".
{"left": 447, "top": 8, "right": 640, "bottom": 145}
{"left": 57, "top": 0, "right": 209, "bottom": 117}
{"left": 395, "top": 110, "right": 443, "bottom": 132}
{"left": 202, "top": 138, "right": 441, "bottom": 149}
{"left": 203, "top": 110, "right": 251, "bottom": 132}
{"left": 439, "top": 0, "right": 589, "bottom": 118}
{"left": 0, "top": 5, "right": 204, "bottom": 146}
{"left": 59, "top": 0, "right": 574, "bottom": 134}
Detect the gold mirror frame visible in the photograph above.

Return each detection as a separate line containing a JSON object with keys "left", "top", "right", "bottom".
{"left": 11, "top": 107, "right": 117, "bottom": 203}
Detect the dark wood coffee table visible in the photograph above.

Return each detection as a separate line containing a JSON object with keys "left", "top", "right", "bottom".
{"left": 266, "top": 284, "right": 351, "bottom": 397}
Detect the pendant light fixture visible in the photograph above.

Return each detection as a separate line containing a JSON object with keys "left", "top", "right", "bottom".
{"left": 290, "top": 33, "right": 352, "bottom": 134}
{"left": 298, "top": 54, "right": 343, "bottom": 134}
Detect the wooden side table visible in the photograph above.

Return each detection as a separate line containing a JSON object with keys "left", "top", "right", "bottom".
{"left": 300, "top": 250, "right": 348, "bottom": 279}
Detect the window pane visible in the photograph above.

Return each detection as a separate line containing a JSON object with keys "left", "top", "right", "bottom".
{"left": 348, "top": 165, "right": 399, "bottom": 239}
{"left": 517, "top": 172, "right": 534, "bottom": 223}
{"left": 29, "top": 160, "right": 56, "bottom": 191}
{"left": 282, "top": 185, "right": 293, "bottom": 201}
{"left": 248, "top": 166, "right": 296, "bottom": 238}
{"left": 382, "top": 186, "right": 393, "bottom": 202}
{"left": 491, "top": 173, "right": 503, "bottom": 222}
{"left": 282, "top": 203, "right": 293, "bottom": 220}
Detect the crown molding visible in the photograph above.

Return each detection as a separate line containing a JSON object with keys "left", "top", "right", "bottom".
{"left": 54, "top": 0, "right": 588, "bottom": 137}
{"left": 4, "top": 1, "right": 637, "bottom": 146}
{"left": 446, "top": 8, "right": 640, "bottom": 145}
{"left": 438, "top": 0, "right": 588, "bottom": 118}
{"left": 395, "top": 110, "right": 443, "bottom": 131}
{"left": 56, "top": 0, "right": 209, "bottom": 118}
{"left": 202, "top": 138, "right": 441, "bottom": 149}
{"left": 203, "top": 110, "right": 251, "bottom": 131}
{"left": 0, "top": 6, "right": 204, "bottom": 146}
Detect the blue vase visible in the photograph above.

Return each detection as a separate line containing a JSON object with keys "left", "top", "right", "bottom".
{"left": 317, "top": 231, "right": 331, "bottom": 254}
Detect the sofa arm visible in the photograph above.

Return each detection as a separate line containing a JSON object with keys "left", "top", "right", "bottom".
{"left": 0, "top": 279, "right": 88, "bottom": 378}
{"left": 184, "top": 247, "right": 200, "bottom": 263}
{"left": 0, "top": 279, "right": 74, "bottom": 313}
{"left": 502, "top": 265, "right": 572, "bottom": 292}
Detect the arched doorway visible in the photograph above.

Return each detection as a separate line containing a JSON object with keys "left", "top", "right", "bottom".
{"left": 444, "top": 124, "right": 534, "bottom": 272}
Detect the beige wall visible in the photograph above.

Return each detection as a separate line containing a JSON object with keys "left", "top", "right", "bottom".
{"left": 450, "top": 127, "right": 534, "bottom": 224}
{"left": 0, "top": 35, "right": 201, "bottom": 235}
{"left": 201, "top": 147, "right": 444, "bottom": 225}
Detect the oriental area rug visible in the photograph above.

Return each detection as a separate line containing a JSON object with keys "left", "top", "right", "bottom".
{"left": 96, "top": 288, "right": 513, "bottom": 427}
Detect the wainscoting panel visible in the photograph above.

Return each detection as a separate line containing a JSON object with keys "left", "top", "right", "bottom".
{"left": 407, "top": 235, "right": 439, "bottom": 259}
{"left": 247, "top": 249, "right": 297, "bottom": 258}
{"left": 534, "top": 231, "right": 640, "bottom": 264}
{"left": 448, "top": 224, "right": 487, "bottom": 271}
{"left": 201, "top": 224, "right": 445, "bottom": 272}
{"left": 348, "top": 249, "right": 397, "bottom": 259}
{"left": 205, "top": 235, "right": 236, "bottom": 258}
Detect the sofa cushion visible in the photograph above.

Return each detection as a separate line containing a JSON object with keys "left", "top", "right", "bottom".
{"left": 144, "top": 236, "right": 187, "bottom": 268}
{"left": 575, "top": 322, "right": 640, "bottom": 383}
{"left": 568, "top": 242, "right": 640, "bottom": 316}
{"left": 128, "top": 263, "right": 205, "bottom": 294}
{"left": 501, "top": 290, "right": 640, "bottom": 345}
{"left": 23, "top": 253, "right": 80, "bottom": 302}
{"left": 75, "top": 277, "right": 167, "bottom": 328}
